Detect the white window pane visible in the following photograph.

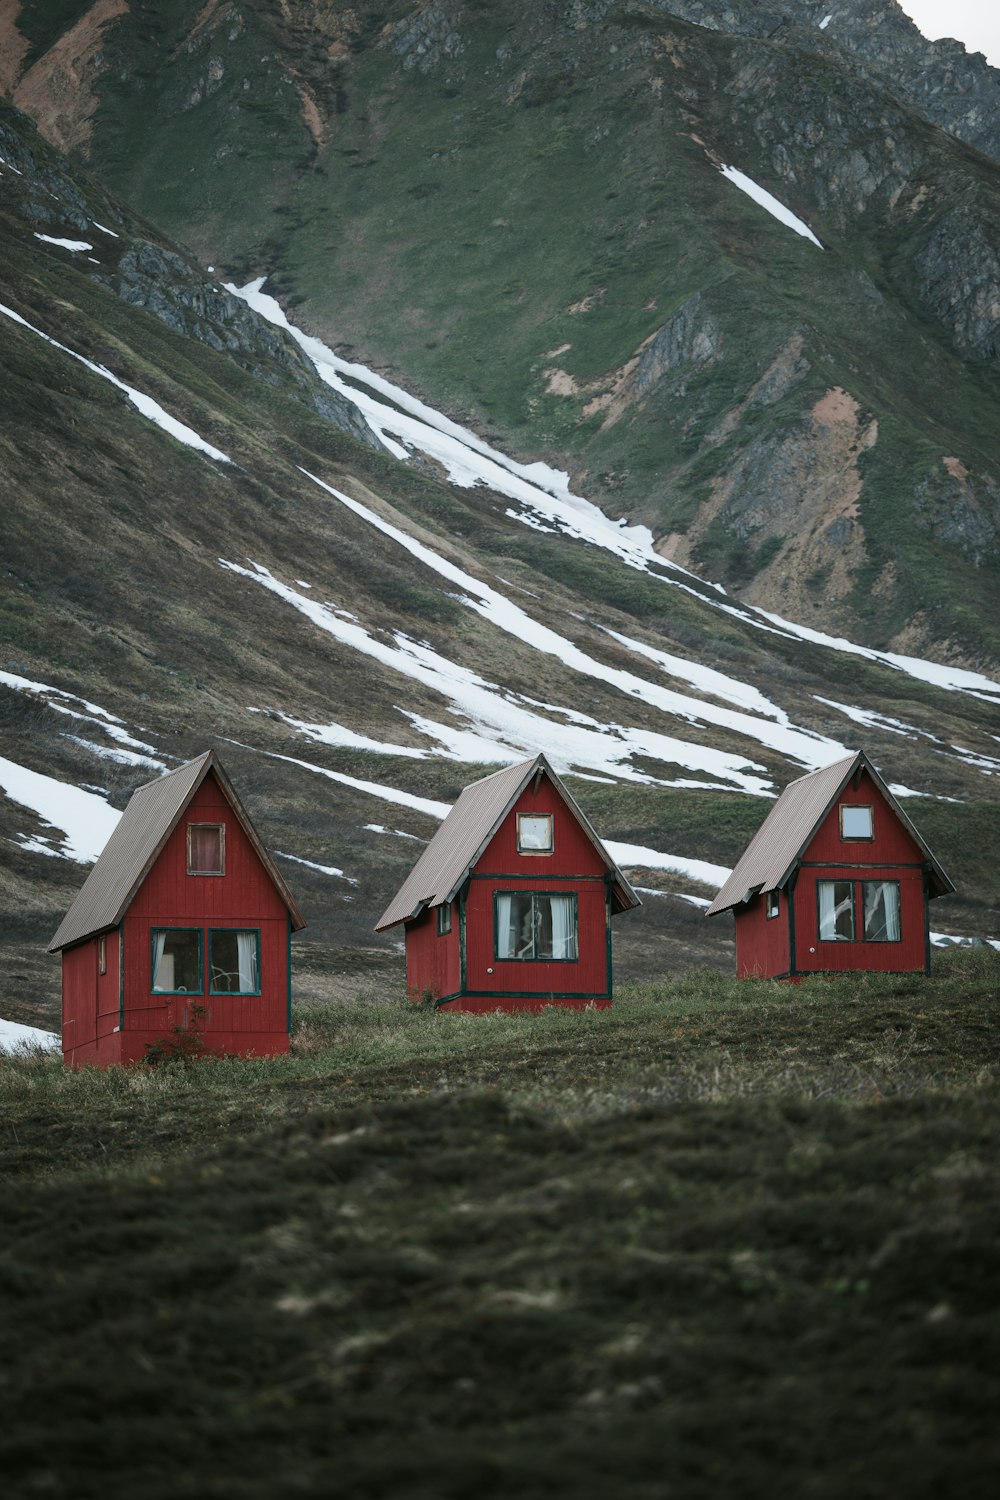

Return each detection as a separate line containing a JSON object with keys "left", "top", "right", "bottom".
{"left": 818, "top": 881, "right": 854, "bottom": 941}
{"left": 841, "top": 805, "right": 873, "bottom": 839}
{"left": 863, "top": 882, "right": 900, "bottom": 942}
{"left": 517, "top": 815, "right": 553, "bottom": 852}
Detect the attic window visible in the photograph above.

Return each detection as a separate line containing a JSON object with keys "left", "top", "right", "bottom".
{"left": 517, "top": 814, "right": 553, "bottom": 854}
{"left": 188, "top": 823, "right": 225, "bottom": 875}
{"left": 437, "top": 902, "right": 452, "bottom": 936}
{"left": 765, "top": 891, "right": 779, "bottom": 920}
{"left": 840, "top": 805, "right": 873, "bottom": 840}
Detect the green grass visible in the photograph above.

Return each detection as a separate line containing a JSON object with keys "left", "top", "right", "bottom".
{"left": 2, "top": 950, "right": 998, "bottom": 1498}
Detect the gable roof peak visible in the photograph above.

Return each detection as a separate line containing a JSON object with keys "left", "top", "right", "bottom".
{"left": 706, "top": 748, "right": 953, "bottom": 917}
{"left": 375, "top": 754, "right": 639, "bottom": 931}
{"left": 49, "top": 749, "right": 305, "bottom": 952}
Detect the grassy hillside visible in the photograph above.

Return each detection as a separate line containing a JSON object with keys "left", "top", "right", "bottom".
{"left": 3, "top": 950, "right": 998, "bottom": 1498}
{"left": 29, "top": 0, "right": 997, "bottom": 665}
{"left": 1, "top": 98, "right": 998, "bottom": 1035}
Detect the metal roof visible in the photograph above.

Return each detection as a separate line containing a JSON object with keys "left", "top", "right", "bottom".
{"left": 705, "top": 749, "right": 954, "bottom": 916}
{"left": 375, "top": 753, "right": 641, "bottom": 930}
{"left": 49, "top": 750, "right": 305, "bottom": 951}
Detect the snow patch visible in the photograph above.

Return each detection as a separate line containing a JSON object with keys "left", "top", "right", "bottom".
{"left": 0, "top": 301, "right": 231, "bottom": 463}
{"left": 34, "top": 233, "right": 93, "bottom": 252}
{"left": 0, "top": 1017, "right": 60, "bottom": 1055}
{"left": 0, "top": 756, "right": 121, "bottom": 863}
{"left": 220, "top": 558, "right": 774, "bottom": 793}
{"left": 275, "top": 850, "right": 357, "bottom": 883}
{"left": 720, "top": 166, "right": 824, "bottom": 248}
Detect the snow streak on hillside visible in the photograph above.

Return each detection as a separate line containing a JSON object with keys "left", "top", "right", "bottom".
{"left": 229, "top": 281, "right": 1000, "bottom": 708}
{"left": 0, "top": 301, "right": 231, "bottom": 463}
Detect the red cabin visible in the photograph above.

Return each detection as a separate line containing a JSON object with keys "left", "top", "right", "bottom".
{"left": 49, "top": 751, "right": 305, "bottom": 1066}
{"left": 706, "top": 750, "right": 953, "bottom": 979}
{"left": 375, "top": 754, "right": 640, "bottom": 1011}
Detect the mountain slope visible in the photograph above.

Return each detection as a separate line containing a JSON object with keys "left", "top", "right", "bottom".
{"left": 4, "top": 0, "right": 997, "bottom": 666}
{"left": 2, "top": 100, "right": 998, "bottom": 1035}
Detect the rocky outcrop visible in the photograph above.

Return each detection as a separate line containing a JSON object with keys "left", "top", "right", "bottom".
{"left": 913, "top": 204, "right": 1000, "bottom": 366}
{"left": 382, "top": 6, "right": 465, "bottom": 73}
{"left": 0, "top": 104, "right": 376, "bottom": 447}
{"left": 650, "top": 0, "right": 1000, "bottom": 165}
{"left": 913, "top": 458, "right": 1000, "bottom": 566}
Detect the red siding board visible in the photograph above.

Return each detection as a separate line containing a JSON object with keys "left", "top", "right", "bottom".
{"left": 734, "top": 894, "right": 791, "bottom": 979}
{"left": 733, "top": 769, "right": 934, "bottom": 979}
{"left": 405, "top": 782, "right": 616, "bottom": 1011}
{"left": 62, "top": 771, "right": 293, "bottom": 1066}
{"left": 405, "top": 905, "right": 460, "bottom": 1003}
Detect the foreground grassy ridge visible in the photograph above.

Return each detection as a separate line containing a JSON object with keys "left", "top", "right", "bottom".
{"left": 2, "top": 951, "right": 998, "bottom": 1499}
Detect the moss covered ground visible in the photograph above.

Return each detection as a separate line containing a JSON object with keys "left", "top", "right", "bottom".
{"left": 2, "top": 949, "right": 998, "bottom": 1498}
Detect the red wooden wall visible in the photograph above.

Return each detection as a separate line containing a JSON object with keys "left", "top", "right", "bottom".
{"left": 405, "top": 776, "right": 615, "bottom": 1012}
{"left": 734, "top": 768, "right": 931, "bottom": 979}
{"left": 734, "top": 891, "right": 791, "bottom": 979}
{"left": 61, "top": 928, "right": 122, "bottom": 1067}
{"left": 62, "top": 772, "right": 292, "bottom": 1066}
{"left": 405, "top": 901, "right": 460, "bottom": 1003}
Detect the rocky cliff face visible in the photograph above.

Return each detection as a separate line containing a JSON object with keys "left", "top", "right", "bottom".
{"left": 659, "top": 0, "right": 1000, "bottom": 165}
{"left": 0, "top": 104, "right": 375, "bottom": 445}
{"left": 1, "top": 0, "right": 998, "bottom": 668}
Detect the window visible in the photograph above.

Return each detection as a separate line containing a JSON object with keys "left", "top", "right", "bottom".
{"left": 495, "top": 892, "right": 578, "bottom": 961}
{"left": 98, "top": 935, "right": 107, "bottom": 975}
{"left": 863, "top": 881, "right": 901, "bottom": 942}
{"left": 517, "top": 814, "right": 553, "bottom": 854}
{"left": 765, "top": 891, "right": 780, "bottom": 919}
{"left": 840, "top": 805, "right": 874, "bottom": 840}
{"left": 187, "top": 823, "right": 225, "bottom": 875}
{"left": 436, "top": 902, "right": 452, "bottom": 936}
{"left": 151, "top": 929, "right": 202, "bottom": 993}
{"left": 209, "top": 930, "right": 260, "bottom": 994}
{"left": 817, "top": 880, "right": 855, "bottom": 941}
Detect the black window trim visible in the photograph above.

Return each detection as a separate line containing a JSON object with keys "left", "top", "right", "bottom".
{"left": 816, "top": 878, "right": 856, "bottom": 943}
{"left": 150, "top": 926, "right": 204, "bottom": 995}
{"left": 493, "top": 890, "right": 579, "bottom": 963}
{"left": 208, "top": 927, "right": 262, "bottom": 996}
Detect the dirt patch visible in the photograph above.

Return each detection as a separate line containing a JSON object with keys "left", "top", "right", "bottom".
{"left": 12, "top": 0, "right": 128, "bottom": 157}
{"left": 0, "top": 1, "right": 30, "bottom": 97}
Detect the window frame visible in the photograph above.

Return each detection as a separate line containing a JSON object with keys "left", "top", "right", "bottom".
{"left": 187, "top": 822, "right": 226, "bottom": 876}
{"left": 493, "top": 890, "right": 579, "bottom": 963}
{"left": 150, "top": 927, "right": 203, "bottom": 995}
{"left": 839, "top": 804, "right": 874, "bottom": 842}
{"left": 436, "top": 902, "right": 452, "bottom": 937}
{"left": 208, "top": 928, "right": 262, "bottom": 996}
{"left": 516, "top": 813, "right": 554, "bottom": 855}
{"left": 861, "top": 880, "right": 902, "bottom": 943}
{"left": 98, "top": 935, "right": 107, "bottom": 975}
{"left": 816, "top": 879, "right": 856, "bottom": 943}
{"left": 765, "top": 891, "right": 780, "bottom": 920}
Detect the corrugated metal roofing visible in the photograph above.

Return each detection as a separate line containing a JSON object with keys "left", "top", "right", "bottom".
{"left": 375, "top": 753, "right": 641, "bottom": 930}
{"left": 705, "top": 750, "right": 954, "bottom": 916}
{"left": 49, "top": 751, "right": 305, "bottom": 951}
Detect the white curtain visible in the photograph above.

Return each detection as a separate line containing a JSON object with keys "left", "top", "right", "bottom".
{"left": 818, "top": 881, "right": 853, "bottom": 941}
{"left": 151, "top": 931, "right": 167, "bottom": 990}
{"left": 496, "top": 895, "right": 515, "bottom": 959}
{"left": 236, "top": 932, "right": 258, "bottom": 992}
{"left": 864, "top": 882, "right": 900, "bottom": 941}
{"left": 550, "top": 896, "right": 577, "bottom": 959}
